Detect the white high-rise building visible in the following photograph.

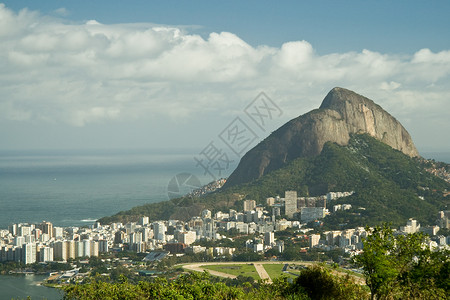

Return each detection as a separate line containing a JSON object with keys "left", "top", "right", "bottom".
{"left": 201, "top": 209, "right": 212, "bottom": 220}
{"left": 125, "top": 222, "right": 137, "bottom": 234}
{"left": 179, "top": 231, "right": 196, "bottom": 245}
{"left": 243, "top": 200, "right": 256, "bottom": 212}
{"left": 153, "top": 222, "right": 166, "bottom": 241}
{"left": 33, "top": 228, "right": 42, "bottom": 240}
{"left": 135, "top": 242, "right": 146, "bottom": 253}
{"left": 14, "top": 236, "right": 25, "bottom": 247}
{"left": 19, "top": 226, "right": 32, "bottom": 237}
{"left": 40, "top": 233, "right": 50, "bottom": 243}
{"left": 53, "top": 227, "right": 64, "bottom": 239}
{"left": 309, "top": 233, "right": 321, "bottom": 248}
{"left": 130, "top": 232, "right": 142, "bottom": 244}
{"left": 9, "top": 224, "right": 18, "bottom": 236}
{"left": 67, "top": 240, "right": 76, "bottom": 259}
{"left": 284, "top": 191, "right": 298, "bottom": 218}
{"left": 139, "top": 216, "right": 149, "bottom": 226}
{"left": 90, "top": 241, "right": 98, "bottom": 257}
{"left": 53, "top": 241, "right": 67, "bottom": 261}
{"left": 141, "top": 228, "right": 152, "bottom": 241}
{"left": 407, "top": 218, "right": 420, "bottom": 233}
{"left": 339, "top": 235, "right": 351, "bottom": 248}
{"left": 75, "top": 241, "right": 84, "bottom": 258}
{"left": 39, "top": 247, "right": 53, "bottom": 262}
{"left": 401, "top": 218, "right": 421, "bottom": 233}
{"left": 276, "top": 240, "right": 285, "bottom": 253}
{"left": 24, "top": 235, "right": 35, "bottom": 244}
{"left": 264, "top": 231, "right": 275, "bottom": 246}
{"left": 301, "top": 207, "right": 326, "bottom": 223}
{"left": 203, "top": 220, "right": 215, "bottom": 239}
{"left": 22, "top": 243, "right": 36, "bottom": 264}
{"left": 83, "top": 240, "right": 91, "bottom": 257}
{"left": 40, "top": 221, "right": 53, "bottom": 239}
{"left": 99, "top": 240, "right": 108, "bottom": 253}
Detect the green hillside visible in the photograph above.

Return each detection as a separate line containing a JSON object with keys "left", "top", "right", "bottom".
{"left": 98, "top": 134, "right": 449, "bottom": 228}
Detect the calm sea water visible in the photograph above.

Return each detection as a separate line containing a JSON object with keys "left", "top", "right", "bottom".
{"left": 0, "top": 274, "right": 63, "bottom": 300}
{"left": 421, "top": 152, "right": 450, "bottom": 164}
{"left": 0, "top": 149, "right": 234, "bottom": 229}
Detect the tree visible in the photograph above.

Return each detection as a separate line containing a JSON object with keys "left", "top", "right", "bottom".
{"left": 353, "top": 225, "right": 398, "bottom": 299}
{"left": 289, "top": 265, "right": 368, "bottom": 300}
{"left": 354, "top": 224, "right": 449, "bottom": 299}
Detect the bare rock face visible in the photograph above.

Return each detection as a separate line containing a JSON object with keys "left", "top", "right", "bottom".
{"left": 224, "top": 87, "right": 418, "bottom": 187}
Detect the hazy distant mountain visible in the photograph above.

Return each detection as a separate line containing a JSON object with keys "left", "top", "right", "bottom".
{"left": 224, "top": 87, "right": 418, "bottom": 188}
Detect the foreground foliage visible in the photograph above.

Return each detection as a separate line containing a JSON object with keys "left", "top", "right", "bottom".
{"left": 354, "top": 224, "right": 449, "bottom": 300}
{"left": 62, "top": 266, "right": 368, "bottom": 300}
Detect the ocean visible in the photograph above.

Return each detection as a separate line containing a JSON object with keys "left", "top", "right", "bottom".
{"left": 0, "top": 274, "right": 63, "bottom": 300}
{"left": 0, "top": 149, "right": 235, "bottom": 229}
{"left": 421, "top": 152, "right": 450, "bottom": 165}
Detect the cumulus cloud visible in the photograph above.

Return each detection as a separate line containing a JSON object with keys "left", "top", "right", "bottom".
{"left": 0, "top": 2, "right": 449, "bottom": 150}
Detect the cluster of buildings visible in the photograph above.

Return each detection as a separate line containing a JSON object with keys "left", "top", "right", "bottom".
{"left": 0, "top": 221, "right": 108, "bottom": 264}
{"left": 267, "top": 190, "right": 354, "bottom": 222}
{"left": 421, "top": 158, "right": 450, "bottom": 184}
{"left": 1, "top": 189, "right": 448, "bottom": 265}
{"left": 309, "top": 217, "right": 450, "bottom": 255}
{"left": 187, "top": 178, "right": 227, "bottom": 198}
{"left": 0, "top": 190, "right": 346, "bottom": 264}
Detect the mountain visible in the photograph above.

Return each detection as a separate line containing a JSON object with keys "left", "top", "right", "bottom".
{"left": 98, "top": 88, "right": 449, "bottom": 228}
{"left": 223, "top": 133, "right": 449, "bottom": 227}
{"left": 98, "top": 133, "right": 449, "bottom": 228}
{"left": 224, "top": 87, "right": 418, "bottom": 188}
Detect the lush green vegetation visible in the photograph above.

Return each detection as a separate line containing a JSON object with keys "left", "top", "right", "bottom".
{"left": 62, "top": 266, "right": 368, "bottom": 300}
{"left": 98, "top": 134, "right": 449, "bottom": 228}
{"left": 60, "top": 224, "right": 449, "bottom": 299}
{"left": 354, "top": 224, "right": 449, "bottom": 299}
{"left": 263, "top": 263, "right": 286, "bottom": 280}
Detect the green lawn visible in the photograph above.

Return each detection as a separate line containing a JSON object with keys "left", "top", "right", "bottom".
{"left": 202, "top": 264, "right": 260, "bottom": 280}
{"left": 263, "top": 263, "right": 299, "bottom": 279}
{"left": 263, "top": 263, "right": 284, "bottom": 280}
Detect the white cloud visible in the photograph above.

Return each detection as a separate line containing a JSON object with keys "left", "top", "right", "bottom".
{"left": 0, "top": 4, "right": 449, "bottom": 150}
{"left": 380, "top": 81, "right": 401, "bottom": 91}
{"left": 53, "top": 7, "right": 69, "bottom": 17}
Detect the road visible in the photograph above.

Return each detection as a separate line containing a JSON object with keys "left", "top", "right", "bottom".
{"left": 182, "top": 262, "right": 238, "bottom": 279}
{"left": 253, "top": 263, "right": 272, "bottom": 283}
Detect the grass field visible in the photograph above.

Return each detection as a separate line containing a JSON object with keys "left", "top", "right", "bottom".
{"left": 202, "top": 264, "right": 260, "bottom": 280}
{"left": 263, "top": 263, "right": 284, "bottom": 280}
{"left": 263, "top": 263, "right": 300, "bottom": 280}
{"left": 190, "top": 262, "right": 364, "bottom": 284}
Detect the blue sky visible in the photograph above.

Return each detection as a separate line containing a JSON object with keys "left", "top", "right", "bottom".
{"left": 0, "top": 1, "right": 449, "bottom": 154}
{"left": 4, "top": 0, "right": 450, "bottom": 53}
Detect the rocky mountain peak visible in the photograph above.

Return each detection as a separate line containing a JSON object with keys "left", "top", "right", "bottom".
{"left": 224, "top": 87, "right": 419, "bottom": 188}
{"left": 320, "top": 87, "right": 418, "bottom": 157}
